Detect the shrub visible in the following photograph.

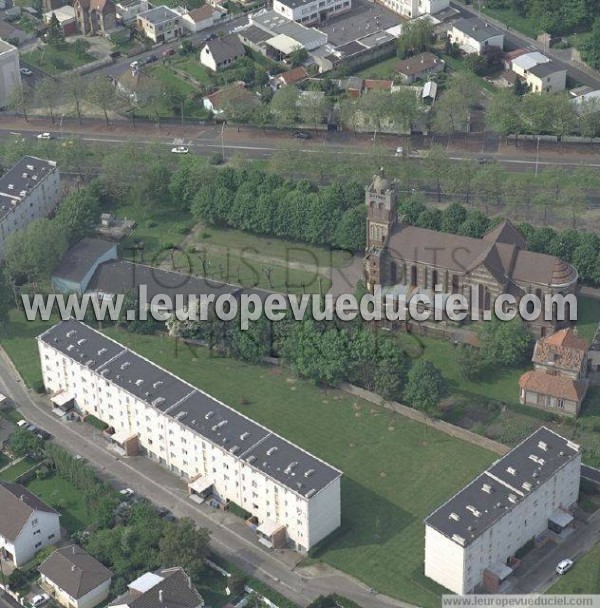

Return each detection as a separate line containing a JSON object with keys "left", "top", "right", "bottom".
{"left": 145, "top": 220, "right": 157, "bottom": 228}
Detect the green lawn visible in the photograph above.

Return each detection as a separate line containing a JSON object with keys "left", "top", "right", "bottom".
{"left": 0, "top": 452, "right": 11, "bottom": 469}
{"left": 26, "top": 475, "right": 92, "bottom": 533}
{"left": 0, "top": 309, "right": 56, "bottom": 389}
{"left": 172, "top": 58, "right": 213, "bottom": 84}
{"left": 101, "top": 327, "right": 495, "bottom": 606}
{"left": 480, "top": 6, "right": 540, "bottom": 39}
{"left": 196, "top": 228, "right": 352, "bottom": 269}
{"left": 22, "top": 44, "right": 95, "bottom": 75}
{"left": 0, "top": 405, "right": 24, "bottom": 425}
{"left": 0, "top": 457, "right": 38, "bottom": 482}
{"left": 547, "top": 542, "right": 600, "bottom": 593}
{"left": 575, "top": 296, "right": 600, "bottom": 343}
{"left": 356, "top": 56, "right": 399, "bottom": 79}
{"left": 151, "top": 64, "right": 199, "bottom": 96}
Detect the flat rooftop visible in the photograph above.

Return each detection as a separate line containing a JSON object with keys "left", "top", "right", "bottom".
{"left": 39, "top": 320, "right": 342, "bottom": 498}
{"left": 452, "top": 17, "right": 504, "bottom": 42}
{"left": 0, "top": 38, "right": 18, "bottom": 54}
{"left": 138, "top": 5, "right": 178, "bottom": 23}
{"left": 0, "top": 156, "right": 57, "bottom": 223}
{"left": 425, "top": 427, "right": 580, "bottom": 546}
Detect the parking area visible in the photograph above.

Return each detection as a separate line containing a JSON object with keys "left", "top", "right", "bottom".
{"left": 318, "top": 0, "right": 403, "bottom": 46}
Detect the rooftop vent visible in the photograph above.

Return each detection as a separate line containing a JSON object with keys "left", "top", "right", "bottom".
{"left": 240, "top": 432, "right": 249, "bottom": 440}
{"left": 247, "top": 455, "right": 256, "bottom": 464}
{"left": 175, "top": 411, "right": 188, "bottom": 421}
{"left": 452, "top": 534, "right": 466, "bottom": 546}
{"left": 205, "top": 411, "right": 214, "bottom": 420}
{"left": 26, "top": 164, "right": 34, "bottom": 171}
{"left": 121, "top": 362, "right": 131, "bottom": 370}
{"left": 77, "top": 339, "right": 86, "bottom": 345}
{"left": 538, "top": 458, "right": 545, "bottom": 466}
{"left": 508, "top": 494, "right": 518, "bottom": 504}
{"left": 98, "top": 348, "right": 107, "bottom": 355}
{"left": 538, "top": 441, "right": 547, "bottom": 451}
{"left": 522, "top": 481, "right": 532, "bottom": 491}
{"left": 306, "top": 489, "right": 316, "bottom": 499}
{"left": 449, "top": 512, "right": 460, "bottom": 521}
{"left": 153, "top": 381, "right": 163, "bottom": 389}
{"left": 231, "top": 446, "right": 240, "bottom": 454}
{"left": 482, "top": 483, "right": 493, "bottom": 494}
{"left": 529, "top": 454, "right": 539, "bottom": 463}
{"left": 304, "top": 469, "right": 315, "bottom": 478}
{"left": 507, "top": 466, "right": 517, "bottom": 476}
{"left": 152, "top": 397, "right": 165, "bottom": 406}
{"left": 266, "top": 447, "right": 278, "bottom": 456}
{"left": 466, "top": 505, "right": 481, "bottom": 518}
{"left": 135, "top": 379, "right": 144, "bottom": 386}
{"left": 284, "top": 461, "right": 298, "bottom": 475}
{"left": 66, "top": 330, "right": 76, "bottom": 338}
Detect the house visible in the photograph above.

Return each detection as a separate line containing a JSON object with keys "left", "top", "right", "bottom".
{"left": 0, "top": 481, "right": 61, "bottom": 567}
{"left": 510, "top": 51, "right": 549, "bottom": 77}
{"left": 394, "top": 51, "right": 444, "bottom": 84}
{"left": 422, "top": 80, "right": 437, "bottom": 101}
{"left": 519, "top": 328, "right": 589, "bottom": 416}
{"left": 503, "top": 47, "right": 527, "bottom": 70}
{"left": 115, "top": 0, "right": 148, "bottom": 23}
{"left": 43, "top": 6, "right": 78, "bottom": 36}
{"left": 39, "top": 545, "right": 113, "bottom": 608}
{"left": 571, "top": 89, "right": 600, "bottom": 115}
{"left": 200, "top": 34, "right": 245, "bottom": 72}
{"left": 202, "top": 81, "right": 259, "bottom": 116}
{"left": 109, "top": 568, "right": 203, "bottom": 608}
{"left": 526, "top": 61, "right": 566, "bottom": 94}
{"left": 136, "top": 6, "right": 180, "bottom": 43}
{"left": 73, "top": 0, "right": 117, "bottom": 35}
{"left": 51, "top": 238, "right": 118, "bottom": 294}
{"left": 448, "top": 17, "right": 504, "bottom": 54}
{"left": 38, "top": 319, "right": 342, "bottom": 552}
{"left": 272, "top": 0, "right": 350, "bottom": 25}
{"left": 275, "top": 65, "right": 309, "bottom": 87}
{"left": 425, "top": 427, "right": 581, "bottom": 594}
{"left": 364, "top": 171, "right": 578, "bottom": 336}
{"left": 0, "top": 39, "right": 21, "bottom": 110}
{"left": 178, "top": 4, "right": 221, "bottom": 34}
{"left": 375, "top": 0, "right": 447, "bottom": 18}
{"left": 0, "top": 156, "right": 61, "bottom": 260}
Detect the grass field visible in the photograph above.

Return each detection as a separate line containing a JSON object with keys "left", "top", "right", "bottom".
{"left": 547, "top": 543, "right": 600, "bottom": 593}
{"left": 0, "top": 457, "right": 38, "bottom": 482}
{"left": 196, "top": 228, "right": 352, "bottom": 269}
{"left": 100, "top": 327, "right": 495, "bottom": 606}
{"left": 356, "top": 56, "right": 399, "bottom": 79}
{"left": 575, "top": 296, "right": 600, "bottom": 343}
{"left": 0, "top": 452, "right": 11, "bottom": 469}
{"left": 22, "top": 44, "right": 95, "bottom": 75}
{"left": 26, "top": 475, "right": 91, "bottom": 533}
{"left": 479, "top": 6, "right": 540, "bottom": 38}
{"left": 172, "top": 58, "right": 213, "bottom": 84}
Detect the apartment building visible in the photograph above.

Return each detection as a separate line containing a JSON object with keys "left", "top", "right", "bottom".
{"left": 0, "top": 156, "right": 61, "bottom": 260}
{"left": 136, "top": 6, "right": 180, "bottom": 42}
{"left": 273, "top": 0, "right": 350, "bottom": 26}
{"left": 38, "top": 320, "right": 342, "bottom": 553}
{"left": 424, "top": 427, "right": 581, "bottom": 594}
{"left": 0, "top": 38, "right": 21, "bottom": 110}
{"left": 448, "top": 18, "right": 504, "bottom": 54}
{"left": 375, "top": 0, "right": 447, "bottom": 18}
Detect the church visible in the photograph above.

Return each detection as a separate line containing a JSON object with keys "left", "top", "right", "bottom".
{"left": 363, "top": 170, "right": 578, "bottom": 336}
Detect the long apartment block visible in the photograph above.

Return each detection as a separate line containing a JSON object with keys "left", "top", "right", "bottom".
{"left": 0, "top": 156, "right": 61, "bottom": 259}
{"left": 38, "top": 320, "right": 342, "bottom": 552}
{"left": 424, "top": 427, "right": 581, "bottom": 594}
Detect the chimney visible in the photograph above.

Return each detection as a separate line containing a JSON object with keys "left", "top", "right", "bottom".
{"left": 159, "top": 590, "right": 164, "bottom": 604}
{"left": 72, "top": 565, "right": 77, "bottom": 572}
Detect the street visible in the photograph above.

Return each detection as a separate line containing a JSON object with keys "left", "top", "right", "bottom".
{"left": 0, "top": 347, "right": 413, "bottom": 608}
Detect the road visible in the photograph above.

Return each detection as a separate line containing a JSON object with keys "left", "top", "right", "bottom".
{"left": 451, "top": 1, "right": 600, "bottom": 90}
{"left": 582, "top": 464, "right": 600, "bottom": 486}
{"left": 0, "top": 347, "right": 413, "bottom": 608}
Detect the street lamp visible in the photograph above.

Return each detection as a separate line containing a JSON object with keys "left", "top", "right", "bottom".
{"left": 535, "top": 136, "right": 541, "bottom": 177}
{"left": 221, "top": 122, "right": 227, "bottom": 164}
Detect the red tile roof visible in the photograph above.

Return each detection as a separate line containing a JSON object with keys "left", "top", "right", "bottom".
{"left": 277, "top": 66, "right": 309, "bottom": 85}
{"left": 519, "top": 370, "right": 588, "bottom": 402}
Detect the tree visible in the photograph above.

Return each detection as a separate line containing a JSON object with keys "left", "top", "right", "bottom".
{"left": 86, "top": 77, "right": 117, "bottom": 127}
{"left": 35, "top": 77, "right": 62, "bottom": 124}
{"left": 396, "top": 18, "right": 434, "bottom": 57}
{"left": 9, "top": 428, "right": 44, "bottom": 458}
{"left": 486, "top": 89, "right": 524, "bottom": 141}
{"left": 298, "top": 91, "right": 330, "bottom": 132}
{"left": 455, "top": 344, "right": 485, "bottom": 380}
{"left": 289, "top": 46, "right": 309, "bottom": 67}
{"left": 334, "top": 206, "right": 366, "bottom": 251}
{"left": 159, "top": 518, "right": 210, "bottom": 578}
{"left": 270, "top": 85, "right": 299, "bottom": 129}
{"left": 250, "top": 103, "right": 271, "bottom": 133}
{"left": 440, "top": 202, "right": 467, "bottom": 233}
{"left": 339, "top": 97, "right": 361, "bottom": 135}
{"left": 7, "top": 84, "right": 30, "bottom": 121}
{"left": 478, "top": 317, "right": 531, "bottom": 367}
{"left": 55, "top": 188, "right": 101, "bottom": 245}
{"left": 403, "top": 360, "right": 446, "bottom": 414}
{"left": 578, "top": 17, "right": 600, "bottom": 70}
{"left": 65, "top": 75, "right": 86, "bottom": 124}
{"left": 227, "top": 573, "right": 245, "bottom": 596}
{"left": 219, "top": 85, "right": 256, "bottom": 131}
{"left": 424, "top": 144, "right": 449, "bottom": 201}
{"left": 46, "top": 12, "right": 65, "bottom": 46}
{"left": 579, "top": 98, "right": 600, "bottom": 139}
{"left": 432, "top": 86, "right": 470, "bottom": 137}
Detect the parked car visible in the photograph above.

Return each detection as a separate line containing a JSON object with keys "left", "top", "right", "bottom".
{"left": 31, "top": 594, "right": 50, "bottom": 607}
{"left": 17, "top": 419, "right": 28, "bottom": 428}
{"left": 162, "top": 48, "right": 175, "bottom": 57}
{"left": 205, "top": 33, "right": 217, "bottom": 42}
{"left": 145, "top": 54, "right": 158, "bottom": 64}
{"left": 171, "top": 146, "right": 189, "bottom": 154}
{"left": 37, "top": 133, "right": 52, "bottom": 140}
{"left": 556, "top": 559, "right": 573, "bottom": 575}
{"left": 26, "top": 424, "right": 38, "bottom": 433}
{"left": 36, "top": 429, "right": 52, "bottom": 441}
{"left": 20, "top": 67, "right": 33, "bottom": 76}
{"left": 478, "top": 157, "right": 492, "bottom": 165}
{"left": 130, "top": 60, "right": 139, "bottom": 69}
{"left": 120, "top": 488, "right": 134, "bottom": 497}
{"left": 293, "top": 131, "right": 310, "bottom": 140}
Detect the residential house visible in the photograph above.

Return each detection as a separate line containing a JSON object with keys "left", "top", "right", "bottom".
{"left": 503, "top": 47, "right": 527, "bottom": 70}
{"left": 275, "top": 65, "right": 309, "bottom": 87}
{"left": 376, "top": 0, "right": 447, "bottom": 18}
{"left": 202, "top": 82, "right": 259, "bottom": 117}
{"left": 394, "top": 51, "right": 444, "bottom": 84}
{"left": 0, "top": 481, "right": 61, "bottom": 567}
{"left": 178, "top": 4, "right": 222, "bottom": 34}
{"left": 425, "top": 427, "right": 581, "bottom": 594}
{"left": 519, "top": 328, "right": 589, "bottom": 416}
{"left": 39, "top": 545, "right": 113, "bottom": 608}
{"left": 571, "top": 89, "right": 600, "bottom": 115}
{"left": 362, "top": 79, "right": 393, "bottom": 93}
{"left": 73, "top": 0, "right": 117, "bottom": 35}
{"left": 0, "top": 156, "right": 61, "bottom": 260}
{"left": 199, "top": 34, "right": 245, "bottom": 72}
{"left": 272, "top": 0, "right": 350, "bottom": 25}
{"left": 43, "top": 6, "right": 78, "bottom": 36}
{"left": 109, "top": 568, "right": 203, "bottom": 608}
{"left": 448, "top": 17, "right": 504, "bottom": 54}
{"left": 510, "top": 51, "right": 566, "bottom": 93}
{"left": 136, "top": 6, "right": 180, "bottom": 43}
{"left": 364, "top": 172, "right": 578, "bottom": 336}
{"left": 38, "top": 320, "right": 342, "bottom": 552}
{"left": 51, "top": 238, "right": 118, "bottom": 294}
{"left": 115, "top": 0, "right": 148, "bottom": 24}
{"left": 0, "top": 39, "right": 21, "bottom": 110}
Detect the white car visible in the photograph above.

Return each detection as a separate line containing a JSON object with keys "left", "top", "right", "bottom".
{"left": 556, "top": 559, "right": 573, "bottom": 575}
{"left": 20, "top": 67, "right": 33, "bottom": 76}
{"left": 37, "top": 133, "right": 52, "bottom": 140}
{"left": 120, "top": 488, "right": 134, "bottom": 497}
{"left": 31, "top": 594, "right": 50, "bottom": 607}
{"left": 395, "top": 146, "right": 403, "bottom": 157}
{"left": 130, "top": 60, "right": 139, "bottom": 69}
{"left": 171, "top": 146, "right": 189, "bottom": 154}
{"left": 17, "top": 419, "right": 28, "bottom": 427}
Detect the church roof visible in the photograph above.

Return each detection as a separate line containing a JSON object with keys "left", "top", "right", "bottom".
{"left": 483, "top": 219, "right": 527, "bottom": 249}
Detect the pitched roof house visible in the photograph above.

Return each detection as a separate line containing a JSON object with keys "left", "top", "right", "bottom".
{"left": 73, "top": 0, "right": 116, "bottom": 35}
{"left": 520, "top": 328, "right": 590, "bottom": 416}
{"left": 179, "top": 4, "right": 220, "bottom": 33}
{"left": 275, "top": 65, "right": 309, "bottom": 87}
{"left": 200, "top": 34, "right": 245, "bottom": 72}
{"left": 394, "top": 52, "right": 444, "bottom": 83}
{"left": 449, "top": 17, "right": 504, "bottom": 54}
{"left": 109, "top": 568, "right": 203, "bottom": 608}
{"left": 0, "top": 482, "right": 61, "bottom": 566}
{"left": 202, "top": 81, "right": 259, "bottom": 116}
{"left": 39, "top": 545, "right": 113, "bottom": 608}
